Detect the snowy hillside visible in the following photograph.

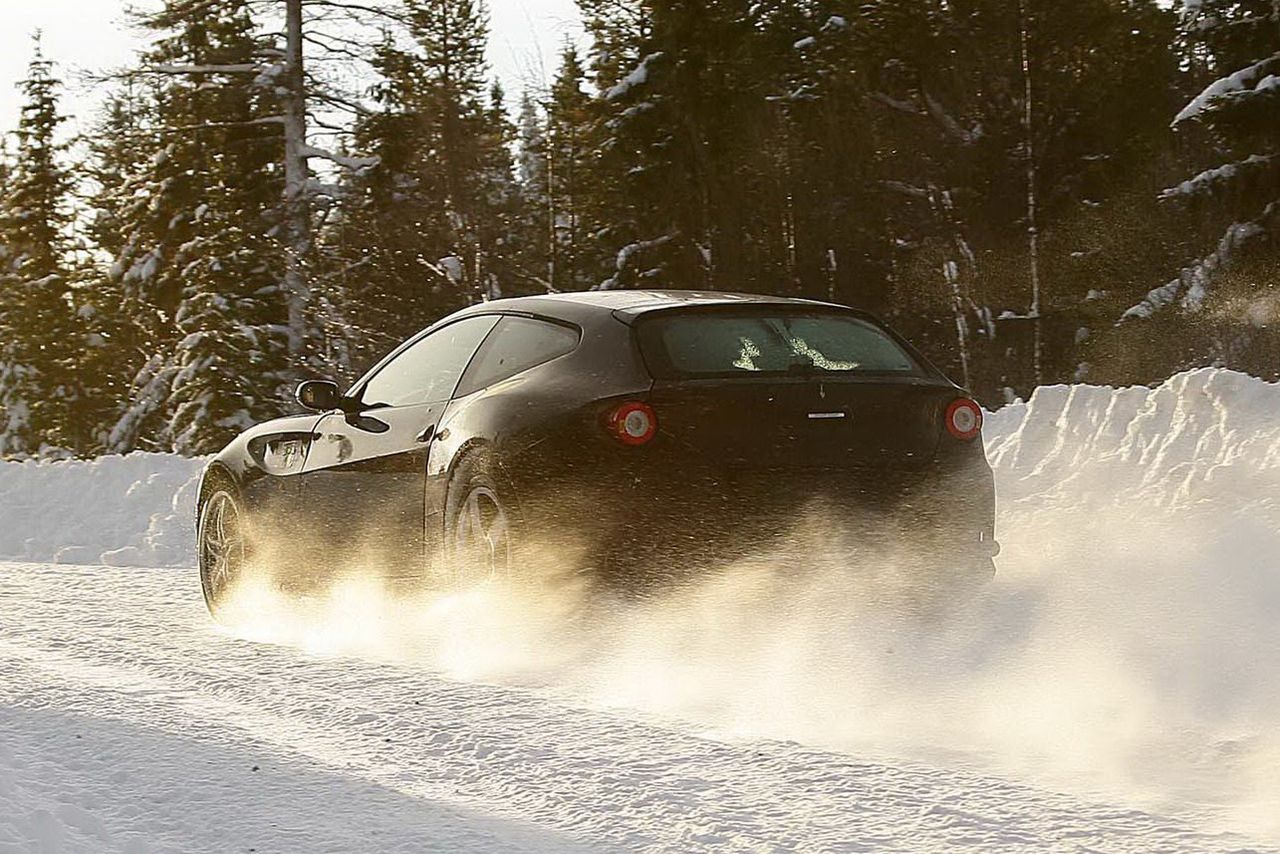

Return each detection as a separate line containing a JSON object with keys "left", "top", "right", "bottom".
{"left": 2, "top": 369, "right": 1279, "bottom": 852}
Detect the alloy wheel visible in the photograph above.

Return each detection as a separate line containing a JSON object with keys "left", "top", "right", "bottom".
{"left": 453, "top": 485, "right": 512, "bottom": 580}
{"left": 199, "top": 490, "right": 246, "bottom": 607}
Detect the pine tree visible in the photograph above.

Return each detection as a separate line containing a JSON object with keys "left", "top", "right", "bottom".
{"left": 768, "top": 2, "right": 888, "bottom": 308}
{"left": 404, "top": 0, "right": 521, "bottom": 301}
{"left": 104, "top": 0, "right": 291, "bottom": 454}
{"left": 329, "top": 0, "right": 523, "bottom": 345}
{"left": 167, "top": 219, "right": 290, "bottom": 454}
{"left": 0, "top": 40, "right": 81, "bottom": 457}
{"left": 841, "top": 0, "right": 1181, "bottom": 394}
{"left": 503, "top": 80, "right": 592, "bottom": 296}
{"left": 515, "top": 90, "right": 552, "bottom": 289}
{"left": 326, "top": 33, "right": 464, "bottom": 353}
{"left": 511, "top": 43, "right": 610, "bottom": 293}
{"left": 544, "top": 45, "right": 607, "bottom": 291}
{"left": 471, "top": 80, "right": 523, "bottom": 297}
{"left": 517, "top": 91, "right": 546, "bottom": 193}
{"left": 75, "top": 85, "right": 162, "bottom": 452}
{"left": 590, "top": 0, "right": 785, "bottom": 291}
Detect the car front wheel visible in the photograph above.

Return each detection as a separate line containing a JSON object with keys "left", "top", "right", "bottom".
{"left": 198, "top": 487, "right": 248, "bottom": 615}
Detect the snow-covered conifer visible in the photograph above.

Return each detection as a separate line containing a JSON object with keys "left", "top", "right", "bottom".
{"left": 103, "top": 0, "right": 291, "bottom": 453}
{"left": 543, "top": 46, "right": 607, "bottom": 292}
{"left": 1123, "top": 0, "right": 1280, "bottom": 322}
{"left": 0, "top": 40, "right": 81, "bottom": 457}
{"left": 327, "top": 0, "right": 523, "bottom": 344}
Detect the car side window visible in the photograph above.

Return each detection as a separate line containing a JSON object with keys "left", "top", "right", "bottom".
{"left": 454, "top": 316, "right": 580, "bottom": 397}
{"left": 359, "top": 315, "right": 499, "bottom": 408}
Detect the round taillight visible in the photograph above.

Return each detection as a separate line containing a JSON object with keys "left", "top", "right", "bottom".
{"left": 606, "top": 401, "right": 658, "bottom": 446}
{"left": 945, "top": 398, "right": 983, "bottom": 441}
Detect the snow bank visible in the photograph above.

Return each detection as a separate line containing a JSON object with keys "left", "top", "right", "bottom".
{"left": 987, "top": 367, "right": 1280, "bottom": 516}
{"left": 2, "top": 368, "right": 1277, "bottom": 567}
{"left": 0, "top": 453, "right": 204, "bottom": 567}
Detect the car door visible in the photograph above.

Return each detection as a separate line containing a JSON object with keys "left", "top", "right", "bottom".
{"left": 300, "top": 314, "right": 500, "bottom": 578}
{"left": 422, "top": 315, "right": 585, "bottom": 553}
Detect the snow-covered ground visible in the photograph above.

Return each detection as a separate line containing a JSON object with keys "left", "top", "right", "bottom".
{"left": 2, "top": 368, "right": 1279, "bottom": 852}
{"left": 0, "top": 452, "right": 200, "bottom": 567}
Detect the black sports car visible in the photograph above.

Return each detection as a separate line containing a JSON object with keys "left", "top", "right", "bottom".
{"left": 196, "top": 290, "right": 998, "bottom": 612}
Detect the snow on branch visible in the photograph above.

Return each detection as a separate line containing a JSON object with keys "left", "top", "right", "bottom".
{"left": 598, "top": 235, "right": 674, "bottom": 290}
{"left": 872, "top": 91, "right": 981, "bottom": 145}
{"left": 299, "top": 144, "right": 379, "bottom": 171}
{"left": 871, "top": 91, "right": 925, "bottom": 118}
{"left": 1159, "top": 154, "right": 1279, "bottom": 202}
{"left": 1179, "top": 0, "right": 1204, "bottom": 23}
{"left": 1174, "top": 52, "right": 1280, "bottom": 125}
{"left": 1210, "top": 73, "right": 1280, "bottom": 117}
{"left": 297, "top": 0, "right": 412, "bottom": 25}
{"left": 882, "top": 180, "right": 931, "bottom": 200}
{"left": 166, "top": 117, "right": 286, "bottom": 132}
{"left": 606, "top": 53, "right": 663, "bottom": 101}
{"left": 1120, "top": 205, "right": 1275, "bottom": 321}
{"left": 923, "top": 92, "right": 982, "bottom": 145}
{"left": 146, "top": 63, "right": 263, "bottom": 75}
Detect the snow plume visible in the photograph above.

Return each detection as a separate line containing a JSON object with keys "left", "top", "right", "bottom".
{"left": 212, "top": 368, "right": 1280, "bottom": 843}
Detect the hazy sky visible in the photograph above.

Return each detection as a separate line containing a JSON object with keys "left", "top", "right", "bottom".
{"left": 0, "top": 0, "right": 584, "bottom": 138}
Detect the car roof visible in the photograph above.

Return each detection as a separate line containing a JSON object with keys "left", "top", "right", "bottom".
{"left": 456, "top": 289, "right": 844, "bottom": 324}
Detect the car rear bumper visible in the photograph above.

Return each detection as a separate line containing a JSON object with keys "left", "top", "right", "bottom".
{"left": 510, "top": 445, "right": 999, "bottom": 576}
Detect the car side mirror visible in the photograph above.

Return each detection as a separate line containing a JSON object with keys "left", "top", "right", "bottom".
{"left": 296, "top": 380, "right": 343, "bottom": 412}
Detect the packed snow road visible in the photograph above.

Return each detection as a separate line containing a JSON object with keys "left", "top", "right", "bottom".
{"left": 0, "top": 562, "right": 1270, "bottom": 854}
{"left": 3, "top": 368, "right": 1280, "bottom": 852}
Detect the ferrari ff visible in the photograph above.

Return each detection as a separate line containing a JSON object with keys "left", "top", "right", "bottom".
{"left": 196, "top": 290, "right": 998, "bottom": 612}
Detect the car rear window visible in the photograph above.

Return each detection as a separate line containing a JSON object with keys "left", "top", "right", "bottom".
{"left": 636, "top": 310, "right": 922, "bottom": 379}
{"left": 454, "top": 315, "right": 580, "bottom": 397}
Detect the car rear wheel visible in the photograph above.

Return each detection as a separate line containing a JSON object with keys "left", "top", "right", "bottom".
{"left": 198, "top": 488, "right": 247, "bottom": 614}
{"left": 445, "top": 453, "right": 519, "bottom": 585}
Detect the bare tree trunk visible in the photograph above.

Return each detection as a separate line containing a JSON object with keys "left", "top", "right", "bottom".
{"left": 934, "top": 187, "right": 974, "bottom": 390}
{"left": 825, "top": 249, "right": 837, "bottom": 302}
{"left": 546, "top": 127, "right": 558, "bottom": 290}
{"left": 565, "top": 123, "right": 579, "bottom": 290}
{"left": 944, "top": 256, "right": 972, "bottom": 391}
{"left": 1019, "top": 0, "right": 1043, "bottom": 387}
{"left": 283, "top": 0, "right": 311, "bottom": 359}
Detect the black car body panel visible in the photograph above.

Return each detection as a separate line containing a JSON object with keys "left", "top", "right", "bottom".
{"left": 199, "top": 290, "right": 998, "bottom": 587}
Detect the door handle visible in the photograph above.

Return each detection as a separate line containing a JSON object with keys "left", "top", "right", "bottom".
{"left": 415, "top": 425, "right": 436, "bottom": 443}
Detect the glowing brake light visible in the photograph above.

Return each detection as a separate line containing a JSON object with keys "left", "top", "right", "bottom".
{"left": 606, "top": 401, "right": 658, "bottom": 446}
{"left": 945, "top": 398, "right": 983, "bottom": 441}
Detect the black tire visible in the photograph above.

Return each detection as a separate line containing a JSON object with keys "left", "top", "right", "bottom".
{"left": 444, "top": 451, "right": 523, "bottom": 586}
{"left": 197, "top": 485, "right": 249, "bottom": 616}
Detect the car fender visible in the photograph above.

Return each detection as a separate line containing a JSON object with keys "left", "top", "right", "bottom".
{"left": 199, "top": 412, "right": 327, "bottom": 509}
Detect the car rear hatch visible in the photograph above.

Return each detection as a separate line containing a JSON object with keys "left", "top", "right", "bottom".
{"left": 647, "top": 375, "right": 950, "bottom": 472}
{"left": 631, "top": 305, "right": 955, "bottom": 473}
